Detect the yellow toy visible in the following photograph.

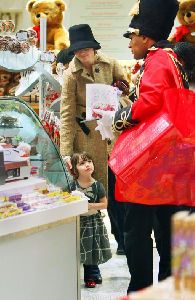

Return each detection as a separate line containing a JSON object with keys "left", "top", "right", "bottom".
{"left": 26, "top": 0, "right": 70, "bottom": 51}
{"left": 170, "top": 0, "right": 195, "bottom": 44}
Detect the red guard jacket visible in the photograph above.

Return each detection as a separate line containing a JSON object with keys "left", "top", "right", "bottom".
{"left": 132, "top": 47, "right": 183, "bottom": 121}
{"left": 113, "top": 47, "right": 186, "bottom": 131}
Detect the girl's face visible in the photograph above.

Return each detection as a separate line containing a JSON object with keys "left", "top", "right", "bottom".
{"left": 76, "top": 156, "right": 94, "bottom": 177}
{"left": 74, "top": 48, "right": 95, "bottom": 65}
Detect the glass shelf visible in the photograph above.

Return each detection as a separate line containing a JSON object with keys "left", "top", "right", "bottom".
{"left": 0, "top": 96, "right": 71, "bottom": 190}
{"left": 0, "top": 47, "right": 40, "bottom": 72}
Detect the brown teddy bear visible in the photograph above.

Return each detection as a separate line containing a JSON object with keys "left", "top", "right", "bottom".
{"left": 26, "top": 0, "right": 69, "bottom": 51}
{"left": 0, "top": 70, "right": 21, "bottom": 96}
{"left": 170, "top": 0, "right": 195, "bottom": 44}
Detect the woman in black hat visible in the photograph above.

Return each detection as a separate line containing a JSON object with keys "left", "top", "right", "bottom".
{"left": 60, "top": 24, "right": 128, "bottom": 287}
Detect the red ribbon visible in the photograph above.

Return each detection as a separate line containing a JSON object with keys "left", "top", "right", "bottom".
{"left": 32, "top": 25, "right": 40, "bottom": 42}
{"left": 172, "top": 24, "right": 195, "bottom": 42}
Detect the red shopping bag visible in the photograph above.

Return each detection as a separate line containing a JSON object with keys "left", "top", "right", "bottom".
{"left": 163, "top": 88, "right": 195, "bottom": 143}
{"left": 109, "top": 89, "right": 195, "bottom": 206}
{"left": 113, "top": 137, "right": 195, "bottom": 206}
{"left": 109, "top": 112, "right": 181, "bottom": 185}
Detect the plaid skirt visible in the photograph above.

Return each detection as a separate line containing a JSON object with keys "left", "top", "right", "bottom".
{"left": 80, "top": 212, "right": 112, "bottom": 265}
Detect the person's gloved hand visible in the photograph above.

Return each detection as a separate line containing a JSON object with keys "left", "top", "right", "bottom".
{"left": 95, "top": 120, "right": 106, "bottom": 140}
{"left": 93, "top": 109, "right": 115, "bottom": 140}
{"left": 95, "top": 119, "right": 114, "bottom": 140}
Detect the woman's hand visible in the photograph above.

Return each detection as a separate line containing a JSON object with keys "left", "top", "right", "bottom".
{"left": 62, "top": 156, "right": 72, "bottom": 173}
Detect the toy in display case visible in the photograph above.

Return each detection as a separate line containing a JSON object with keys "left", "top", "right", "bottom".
{"left": 0, "top": 96, "right": 70, "bottom": 190}
{"left": 0, "top": 114, "right": 31, "bottom": 182}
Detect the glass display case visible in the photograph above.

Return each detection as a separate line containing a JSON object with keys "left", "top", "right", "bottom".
{"left": 0, "top": 96, "right": 70, "bottom": 190}
{"left": 0, "top": 96, "right": 88, "bottom": 300}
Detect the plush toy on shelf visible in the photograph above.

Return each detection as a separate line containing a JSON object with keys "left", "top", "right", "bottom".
{"left": 0, "top": 70, "right": 21, "bottom": 96}
{"left": 169, "top": 0, "right": 195, "bottom": 44}
{"left": 26, "top": 0, "right": 70, "bottom": 51}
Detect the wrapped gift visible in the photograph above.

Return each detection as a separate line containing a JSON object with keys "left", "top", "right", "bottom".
{"left": 164, "top": 88, "right": 195, "bottom": 143}
{"left": 109, "top": 112, "right": 180, "bottom": 184}
{"left": 110, "top": 87, "right": 195, "bottom": 205}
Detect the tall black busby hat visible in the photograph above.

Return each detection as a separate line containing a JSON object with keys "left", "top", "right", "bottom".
{"left": 68, "top": 24, "right": 101, "bottom": 55}
{"left": 123, "top": 0, "right": 179, "bottom": 41}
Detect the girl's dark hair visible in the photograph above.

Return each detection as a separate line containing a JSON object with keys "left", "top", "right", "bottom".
{"left": 71, "top": 152, "right": 93, "bottom": 178}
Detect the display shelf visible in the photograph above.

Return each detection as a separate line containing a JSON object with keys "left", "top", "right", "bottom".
{"left": 0, "top": 197, "right": 88, "bottom": 237}
{"left": 50, "top": 96, "right": 60, "bottom": 115}
{"left": 0, "top": 217, "right": 81, "bottom": 300}
{"left": 15, "top": 63, "right": 61, "bottom": 98}
{"left": 0, "top": 96, "right": 82, "bottom": 300}
{"left": 35, "top": 62, "right": 61, "bottom": 93}
{"left": 0, "top": 177, "right": 47, "bottom": 194}
{"left": 15, "top": 70, "right": 40, "bottom": 97}
{"left": 0, "top": 47, "right": 40, "bottom": 72}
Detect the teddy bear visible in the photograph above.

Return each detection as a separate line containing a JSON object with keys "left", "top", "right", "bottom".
{"left": 7, "top": 73, "right": 21, "bottom": 96}
{"left": 0, "top": 71, "right": 22, "bottom": 96}
{"left": 0, "top": 70, "right": 14, "bottom": 96}
{"left": 169, "top": 0, "right": 195, "bottom": 44}
{"left": 26, "top": 0, "right": 69, "bottom": 51}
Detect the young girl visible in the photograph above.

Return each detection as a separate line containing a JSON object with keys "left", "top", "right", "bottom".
{"left": 70, "top": 152, "right": 112, "bottom": 288}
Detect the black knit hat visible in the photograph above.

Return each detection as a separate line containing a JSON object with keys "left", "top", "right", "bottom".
{"left": 68, "top": 24, "right": 101, "bottom": 55}
{"left": 56, "top": 48, "right": 74, "bottom": 64}
{"left": 123, "top": 0, "right": 179, "bottom": 41}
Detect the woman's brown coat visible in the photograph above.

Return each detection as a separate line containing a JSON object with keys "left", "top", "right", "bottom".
{"left": 60, "top": 52, "right": 126, "bottom": 189}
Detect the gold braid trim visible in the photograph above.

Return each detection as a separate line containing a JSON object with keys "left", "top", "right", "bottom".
{"left": 135, "top": 67, "right": 144, "bottom": 99}
{"left": 167, "top": 52, "right": 186, "bottom": 88}
{"left": 149, "top": 47, "right": 188, "bottom": 87}
{"left": 112, "top": 106, "right": 133, "bottom": 132}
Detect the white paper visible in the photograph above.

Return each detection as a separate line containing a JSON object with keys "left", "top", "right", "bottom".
{"left": 86, "top": 83, "right": 119, "bottom": 121}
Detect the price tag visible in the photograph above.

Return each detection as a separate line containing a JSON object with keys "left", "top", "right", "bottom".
{"left": 16, "top": 31, "right": 28, "bottom": 41}
{"left": 40, "top": 51, "right": 56, "bottom": 63}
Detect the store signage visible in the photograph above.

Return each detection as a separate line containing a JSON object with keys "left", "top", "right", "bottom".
{"left": 69, "top": 0, "right": 134, "bottom": 60}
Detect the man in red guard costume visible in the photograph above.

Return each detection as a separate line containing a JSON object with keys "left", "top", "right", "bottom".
{"left": 94, "top": 0, "right": 195, "bottom": 294}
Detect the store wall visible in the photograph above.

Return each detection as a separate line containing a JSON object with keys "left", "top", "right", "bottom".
{"left": 0, "top": 0, "right": 179, "bottom": 59}
{"left": 67, "top": 0, "right": 132, "bottom": 59}
{"left": 0, "top": 0, "right": 31, "bottom": 31}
